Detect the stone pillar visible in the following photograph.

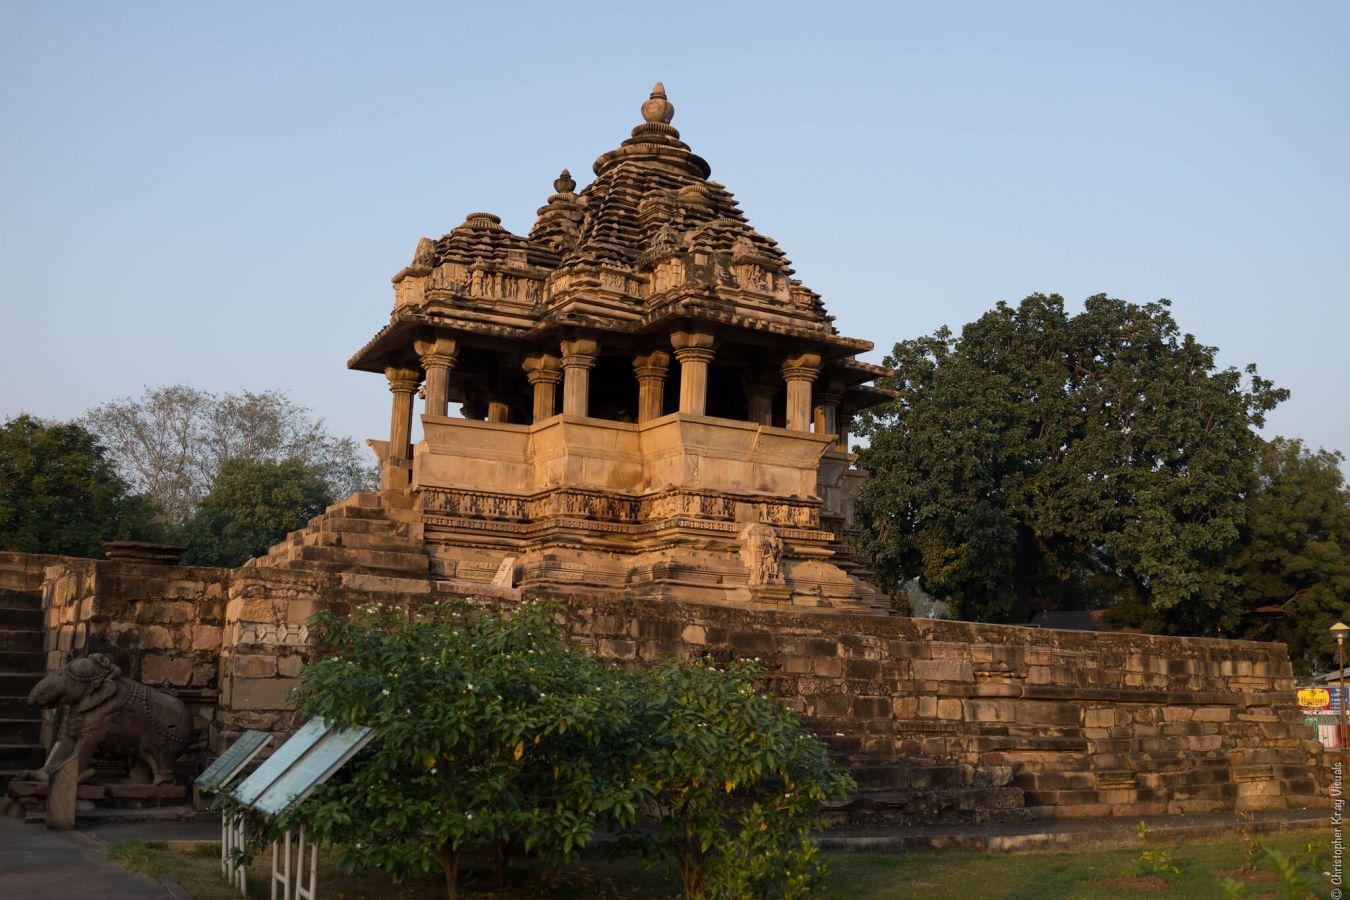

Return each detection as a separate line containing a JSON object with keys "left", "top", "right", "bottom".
{"left": 671, "top": 330, "right": 716, "bottom": 416}
{"left": 743, "top": 372, "right": 777, "bottom": 426}
{"left": 522, "top": 354, "right": 562, "bottom": 422}
{"left": 413, "top": 337, "right": 458, "bottom": 418}
{"left": 781, "top": 353, "right": 822, "bottom": 432}
{"left": 384, "top": 366, "right": 421, "bottom": 488}
{"left": 560, "top": 337, "right": 599, "bottom": 418}
{"left": 633, "top": 350, "right": 671, "bottom": 423}
{"left": 487, "top": 398, "right": 511, "bottom": 423}
{"left": 813, "top": 390, "right": 841, "bottom": 438}
{"left": 837, "top": 407, "right": 854, "bottom": 453}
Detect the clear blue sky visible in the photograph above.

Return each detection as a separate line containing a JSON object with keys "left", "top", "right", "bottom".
{"left": 2, "top": 2, "right": 1346, "bottom": 464}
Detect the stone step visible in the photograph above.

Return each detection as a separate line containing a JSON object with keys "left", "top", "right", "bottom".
{"left": 302, "top": 531, "right": 417, "bottom": 553}
{"left": 334, "top": 492, "right": 384, "bottom": 510}
{"left": 293, "top": 544, "right": 430, "bottom": 573}
{"left": 0, "top": 768, "right": 31, "bottom": 794}
{"left": 0, "top": 673, "right": 42, "bottom": 697}
{"left": 0, "top": 650, "right": 44, "bottom": 670}
{"left": 0, "top": 630, "right": 43, "bottom": 653}
{"left": 0, "top": 589, "right": 41, "bottom": 611}
{"left": 0, "top": 697, "right": 37, "bottom": 718}
{"left": 315, "top": 516, "right": 399, "bottom": 536}
{"left": 0, "top": 607, "right": 42, "bottom": 629}
{"left": 0, "top": 718, "right": 40, "bottom": 744}
{"left": 327, "top": 505, "right": 392, "bottom": 522}
{"left": 0, "top": 743, "right": 45, "bottom": 770}
{"left": 269, "top": 558, "right": 434, "bottom": 580}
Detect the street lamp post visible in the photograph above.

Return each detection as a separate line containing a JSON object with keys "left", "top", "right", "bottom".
{"left": 1332, "top": 622, "right": 1350, "bottom": 748}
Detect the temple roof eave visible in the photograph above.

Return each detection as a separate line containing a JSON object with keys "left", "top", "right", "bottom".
{"left": 348, "top": 304, "right": 885, "bottom": 376}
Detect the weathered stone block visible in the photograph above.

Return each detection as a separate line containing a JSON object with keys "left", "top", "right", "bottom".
{"left": 192, "top": 624, "right": 222, "bottom": 651}
{"left": 141, "top": 654, "right": 192, "bottom": 685}
{"left": 233, "top": 654, "right": 278, "bottom": 679}
{"left": 229, "top": 677, "right": 300, "bottom": 710}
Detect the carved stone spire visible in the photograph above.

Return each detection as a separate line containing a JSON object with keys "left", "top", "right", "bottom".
{"left": 641, "top": 82, "right": 675, "bottom": 125}
{"left": 531, "top": 169, "right": 583, "bottom": 252}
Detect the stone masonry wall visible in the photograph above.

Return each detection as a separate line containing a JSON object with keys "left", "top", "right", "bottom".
{"left": 38, "top": 558, "right": 228, "bottom": 748}
{"left": 542, "top": 592, "right": 1325, "bottom": 822}
{"left": 205, "top": 564, "right": 1326, "bottom": 823}
{"left": 7, "top": 549, "right": 1326, "bottom": 823}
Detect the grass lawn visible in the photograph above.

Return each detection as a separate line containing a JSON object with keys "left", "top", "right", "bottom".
{"left": 107, "top": 826, "right": 1334, "bottom": 898}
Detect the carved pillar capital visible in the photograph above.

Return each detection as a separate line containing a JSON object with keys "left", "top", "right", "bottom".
{"left": 633, "top": 349, "right": 671, "bottom": 379}
{"left": 384, "top": 366, "right": 422, "bottom": 395}
{"left": 560, "top": 337, "right": 600, "bottom": 369}
{"left": 780, "top": 352, "right": 823, "bottom": 383}
{"left": 522, "top": 353, "right": 563, "bottom": 384}
{"left": 413, "top": 336, "right": 458, "bottom": 369}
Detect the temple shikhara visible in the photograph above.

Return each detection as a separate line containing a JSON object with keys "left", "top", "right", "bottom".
{"left": 1, "top": 84, "right": 1325, "bottom": 828}
{"left": 332, "top": 83, "right": 891, "bottom": 610}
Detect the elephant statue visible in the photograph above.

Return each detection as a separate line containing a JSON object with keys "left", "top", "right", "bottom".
{"left": 23, "top": 653, "right": 193, "bottom": 786}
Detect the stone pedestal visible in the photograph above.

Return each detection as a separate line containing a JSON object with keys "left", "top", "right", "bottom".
{"left": 45, "top": 755, "right": 77, "bottom": 830}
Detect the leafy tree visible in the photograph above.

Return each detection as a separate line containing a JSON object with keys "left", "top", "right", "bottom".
{"left": 628, "top": 658, "right": 854, "bottom": 899}
{"left": 84, "top": 386, "right": 375, "bottom": 526}
{"left": 278, "top": 600, "right": 647, "bottom": 900}
{"left": 0, "top": 414, "right": 161, "bottom": 556}
{"left": 855, "top": 294, "right": 1286, "bottom": 629}
{"left": 180, "top": 458, "right": 331, "bottom": 566}
{"left": 1226, "top": 438, "right": 1350, "bottom": 672}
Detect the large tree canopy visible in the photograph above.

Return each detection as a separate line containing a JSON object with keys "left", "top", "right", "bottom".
{"left": 181, "top": 458, "right": 332, "bottom": 567}
{"left": 84, "top": 386, "right": 374, "bottom": 526}
{"left": 0, "top": 414, "right": 160, "bottom": 557}
{"left": 1225, "top": 438, "right": 1350, "bottom": 671}
{"left": 854, "top": 294, "right": 1286, "bottom": 629}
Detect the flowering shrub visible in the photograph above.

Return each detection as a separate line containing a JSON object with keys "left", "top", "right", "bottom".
{"left": 227, "top": 600, "right": 852, "bottom": 899}
{"left": 287, "top": 600, "right": 642, "bottom": 898}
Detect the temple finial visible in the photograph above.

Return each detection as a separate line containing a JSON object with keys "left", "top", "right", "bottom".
{"left": 554, "top": 168, "right": 576, "bottom": 194}
{"left": 641, "top": 81, "right": 675, "bottom": 125}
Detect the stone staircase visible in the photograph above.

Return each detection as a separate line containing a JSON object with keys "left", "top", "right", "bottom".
{"left": 0, "top": 588, "right": 47, "bottom": 793}
{"left": 256, "top": 492, "right": 431, "bottom": 578}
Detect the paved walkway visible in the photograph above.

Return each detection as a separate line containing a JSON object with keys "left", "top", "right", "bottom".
{"left": 0, "top": 816, "right": 179, "bottom": 899}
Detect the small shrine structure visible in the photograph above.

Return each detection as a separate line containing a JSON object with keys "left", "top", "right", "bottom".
{"left": 343, "top": 83, "right": 891, "bottom": 611}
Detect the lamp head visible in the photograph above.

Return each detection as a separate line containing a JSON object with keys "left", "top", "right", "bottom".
{"left": 1332, "top": 622, "right": 1350, "bottom": 643}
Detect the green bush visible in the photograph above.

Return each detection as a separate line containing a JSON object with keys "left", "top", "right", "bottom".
{"left": 221, "top": 601, "right": 853, "bottom": 900}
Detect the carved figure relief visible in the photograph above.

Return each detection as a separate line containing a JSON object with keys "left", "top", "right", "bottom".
{"left": 23, "top": 654, "right": 193, "bottom": 785}
{"left": 741, "top": 523, "right": 785, "bottom": 586}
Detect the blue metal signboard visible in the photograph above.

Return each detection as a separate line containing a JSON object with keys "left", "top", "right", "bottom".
{"left": 252, "top": 724, "right": 373, "bottom": 817}
{"left": 195, "top": 730, "right": 271, "bottom": 794}
{"left": 231, "top": 717, "right": 328, "bottom": 807}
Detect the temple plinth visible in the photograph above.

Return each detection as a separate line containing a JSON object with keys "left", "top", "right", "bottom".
{"left": 346, "top": 84, "right": 893, "bottom": 611}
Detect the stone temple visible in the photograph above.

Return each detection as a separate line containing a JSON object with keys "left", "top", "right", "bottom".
{"left": 0, "top": 84, "right": 1327, "bottom": 826}
{"left": 283, "top": 82, "right": 891, "bottom": 611}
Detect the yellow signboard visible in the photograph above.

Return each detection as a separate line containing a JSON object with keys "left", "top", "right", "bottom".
{"left": 1298, "top": 687, "right": 1330, "bottom": 710}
